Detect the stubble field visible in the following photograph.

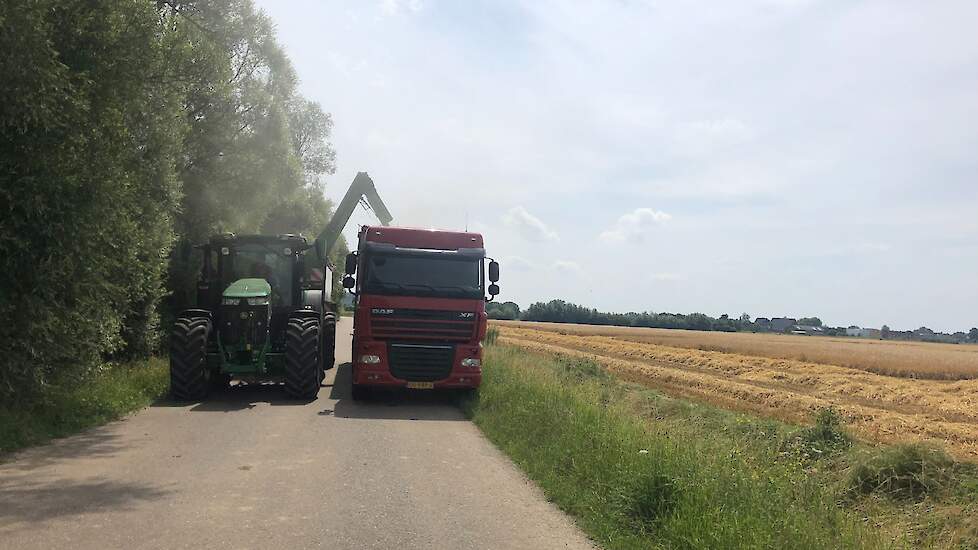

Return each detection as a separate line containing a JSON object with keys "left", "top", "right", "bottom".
{"left": 493, "top": 321, "right": 978, "bottom": 460}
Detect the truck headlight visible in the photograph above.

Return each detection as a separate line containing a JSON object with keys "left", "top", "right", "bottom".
{"left": 461, "top": 358, "right": 481, "bottom": 368}
{"left": 247, "top": 296, "right": 269, "bottom": 306}
{"left": 359, "top": 354, "right": 381, "bottom": 364}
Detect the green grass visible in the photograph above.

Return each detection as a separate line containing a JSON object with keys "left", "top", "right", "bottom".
{"left": 466, "top": 344, "right": 978, "bottom": 549}
{"left": 0, "top": 357, "right": 168, "bottom": 456}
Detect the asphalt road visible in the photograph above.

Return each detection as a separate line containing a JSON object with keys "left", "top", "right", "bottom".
{"left": 0, "top": 317, "right": 593, "bottom": 550}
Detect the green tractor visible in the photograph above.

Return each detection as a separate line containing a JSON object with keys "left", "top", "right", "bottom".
{"left": 169, "top": 173, "right": 392, "bottom": 400}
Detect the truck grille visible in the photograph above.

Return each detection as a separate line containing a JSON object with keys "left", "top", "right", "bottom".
{"left": 388, "top": 343, "right": 454, "bottom": 382}
{"left": 370, "top": 309, "right": 476, "bottom": 342}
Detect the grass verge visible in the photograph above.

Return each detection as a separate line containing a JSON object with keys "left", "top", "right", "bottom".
{"left": 466, "top": 343, "right": 978, "bottom": 549}
{"left": 0, "top": 357, "right": 168, "bottom": 456}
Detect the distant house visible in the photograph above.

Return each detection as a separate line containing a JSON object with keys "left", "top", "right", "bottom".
{"left": 770, "top": 317, "right": 797, "bottom": 332}
{"left": 753, "top": 317, "right": 771, "bottom": 331}
{"left": 846, "top": 326, "right": 880, "bottom": 338}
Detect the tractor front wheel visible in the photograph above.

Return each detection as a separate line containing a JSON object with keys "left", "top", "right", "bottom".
{"left": 170, "top": 316, "right": 211, "bottom": 401}
{"left": 285, "top": 316, "right": 320, "bottom": 399}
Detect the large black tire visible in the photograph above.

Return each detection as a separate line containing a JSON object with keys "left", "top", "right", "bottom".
{"left": 321, "top": 314, "right": 336, "bottom": 373}
{"left": 285, "top": 316, "right": 320, "bottom": 399}
{"left": 170, "top": 316, "right": 211, "bottom": 401}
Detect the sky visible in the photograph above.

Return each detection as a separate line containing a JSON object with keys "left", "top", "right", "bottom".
{"left": 255, "top": 0, "right": 978, "bottom": 332}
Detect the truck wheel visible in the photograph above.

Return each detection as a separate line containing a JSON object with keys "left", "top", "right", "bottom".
{"left": 351, "top": 383, "right": 370, "bottom": 402}
{"left": 285, "top": 316, "right": 320, "bottom": 399}
{"left": 170, "top": 316, "right": 211, "bottom": 401}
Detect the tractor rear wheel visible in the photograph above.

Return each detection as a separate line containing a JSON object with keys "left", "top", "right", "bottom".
{"left": 170, "top": 316, "right": 211, "bottom": 401}
{"left": 322, "top": 314, "right": 336, "bottom": 372}
{"left": 285, "top": 316, "right": 320, "bottom": 399}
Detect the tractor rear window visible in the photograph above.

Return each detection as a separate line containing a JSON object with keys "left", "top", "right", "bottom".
{"left": 362, "top": 253, "right": 482, "bottom": 299}
{"left": 228, "top": 244, "right": 293, "bottom": 306}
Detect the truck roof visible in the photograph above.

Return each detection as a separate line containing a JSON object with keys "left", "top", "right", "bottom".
{"left": 360, "top": 225, "right": 484, "bottom": 250}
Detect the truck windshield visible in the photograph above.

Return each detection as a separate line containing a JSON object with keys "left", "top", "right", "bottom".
{"left": 361, "top": 252, "right": 482, "bottom": 299}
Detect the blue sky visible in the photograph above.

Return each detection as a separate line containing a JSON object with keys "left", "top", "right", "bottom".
{"left": 255, "top": 0, "right": 978, "bottom": 332}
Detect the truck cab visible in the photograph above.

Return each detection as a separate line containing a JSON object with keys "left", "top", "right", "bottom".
{"left": 343, "top": 226, "right": 499, "bottom": 398}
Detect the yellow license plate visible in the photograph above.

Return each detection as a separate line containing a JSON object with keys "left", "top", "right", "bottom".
{"left": 406, "top": 381, "right": 434, "bottom": 390}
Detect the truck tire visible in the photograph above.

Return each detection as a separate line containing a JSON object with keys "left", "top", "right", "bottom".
{"left": 285, "top": 316, "right": 320, "bottom": 399}
{"left": 351, "top": 383, "right": 370, "bottom": 402}
{"left": 170, "top": 316, "right": 211, "bottom": 401}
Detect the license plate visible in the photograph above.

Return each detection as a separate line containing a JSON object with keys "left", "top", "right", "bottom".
{"left": 406, "top": 381, "right": 434, "bottom": 390}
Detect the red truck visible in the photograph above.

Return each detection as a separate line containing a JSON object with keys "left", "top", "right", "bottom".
{"left": 342, "top": 225, "right": 500, "bottom": 399}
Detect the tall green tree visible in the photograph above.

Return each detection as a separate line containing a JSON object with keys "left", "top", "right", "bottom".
{"left": 0, "top": 0, "right": 185, "bottom": 400}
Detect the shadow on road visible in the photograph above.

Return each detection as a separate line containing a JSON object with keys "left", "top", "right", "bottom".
{"left": 0, "top": 429, "right": 127, "bottom": 472}
{"left": 0, "top": 477, "right": 169, "bottom": 527}
{"left": 325, "top": 363, "right": 469, "bottom": 422}
{"left": 153, "top": 381, "right": 316, "bottom": 412}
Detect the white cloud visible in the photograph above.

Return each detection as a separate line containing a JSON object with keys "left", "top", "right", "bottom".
{"left": 673, "top": 117, "right": 756, "bottom": 157}
{"left": 379, "top": 0, "right": 423, "bottom": 16}
{"left": 503, "top": 255, "right": 534, "bottom": 272}
{"left": 503, "top": 206, "right": 559, "bottom": 243}
{"left": 552, "top": 260, "right": 583, "bottom": 274}
{"left": 600, "top": 208, "right": 671, "bottom": 243}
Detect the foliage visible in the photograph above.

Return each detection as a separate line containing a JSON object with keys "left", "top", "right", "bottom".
{"left": 0, "top": 0, "right": 183, "bottom": 401}
{"left": 486, "top": 300, "right": 520, "bottom": 320}
{"left": 0, "top": 0, "right": 341, "bottom": 403}
{"left": 0, "top": 358, "right": 169, "bottom": 455}
{"left": 520, "top": 299, "right": 752, "bottom": 332}
{"left": 467, "top": 345, "right": 883, "bottom": 549}
{"left": 848, "top": 444, "right": 957, "bottom": 502}
{"left": 782, "top": 407, "right": 852, "bottom": 461}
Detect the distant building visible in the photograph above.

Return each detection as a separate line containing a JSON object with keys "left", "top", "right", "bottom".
{"left": 795, "top": 325, "right": 824, "bottom": 335}
{"left": 846, "top": 326, "right": 880, "bottom": 338}
{"left": 770, "top": 317, "right": 797, "bottom": 332}
{"left": 753, "top": 317, "right": 771, "bottom": 331}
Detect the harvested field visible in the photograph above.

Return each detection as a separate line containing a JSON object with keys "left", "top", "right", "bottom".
{"left": 497, "top": 320, "right": 978, "bottom": 380}
{"left": 494, "top": 323, "right": 978, "bottom": 460}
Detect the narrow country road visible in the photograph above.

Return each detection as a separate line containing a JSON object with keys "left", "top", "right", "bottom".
{"left": 0, "top": 318, "right": 593, "bottom": 550}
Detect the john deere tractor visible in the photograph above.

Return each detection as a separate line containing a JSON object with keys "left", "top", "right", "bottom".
{"left": 169, "top": 173, "right": 392, "bottom": 400}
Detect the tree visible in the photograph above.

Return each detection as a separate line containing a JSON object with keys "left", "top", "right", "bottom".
{"left": 798, "top": 317, "right": 823, "bottom": 327}
{"left": 969, "top": 328, "right": 978, "bottom": 343}
{"left": 881, "top": 325, "right": 891, "bottom": 339}
{"left": 487, "top": 302, "right": 521, "bottom": 320}
{"left": 1, "top": 0, "right": 186, "bottom": 400}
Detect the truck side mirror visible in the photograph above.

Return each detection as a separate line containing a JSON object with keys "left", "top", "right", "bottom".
{"left": 342, "top": 275, "right": 356, "bottom": 290}
{"left": 488, "top": 260, "right": 499, "bottom": 283}
{"left": 345, "top": 252, "right": 357, "bottom": 275}
{"left": 488, "top": 283, "right": 499, "bottom": 297}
